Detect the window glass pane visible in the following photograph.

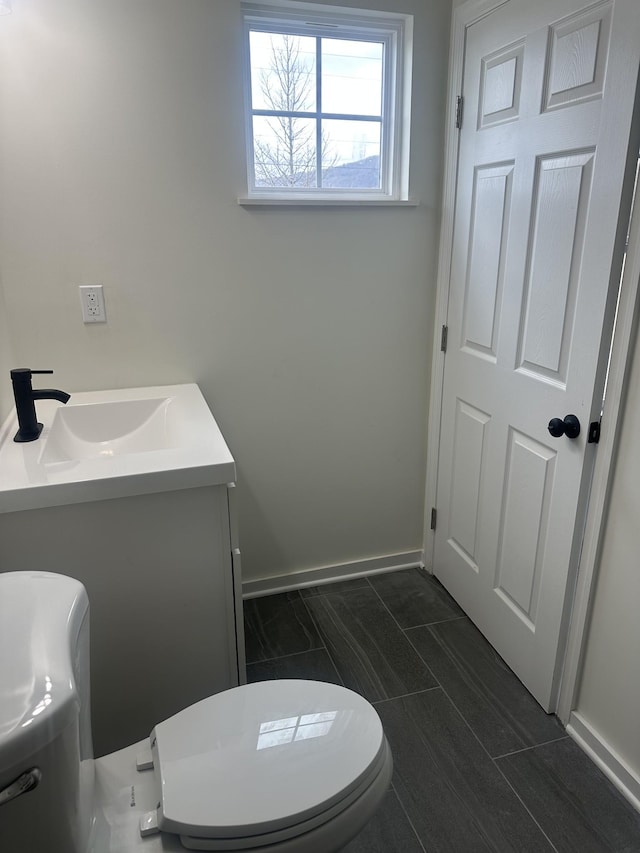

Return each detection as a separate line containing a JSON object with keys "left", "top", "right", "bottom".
{"left": 321, "top": 119, "right": 381, "bottom": 188}
{"left": 250, "top": 31, "right": 317, "bottom": 112}
{"left": 253, "top": 116, "right": 318, "bottom": 187}
{"left": 321, "top": 38, "right": 383, "bottom": 117}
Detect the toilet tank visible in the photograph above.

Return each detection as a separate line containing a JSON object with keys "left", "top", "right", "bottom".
{"left": 0, "top": 571, "right": 95, "bottom": 853}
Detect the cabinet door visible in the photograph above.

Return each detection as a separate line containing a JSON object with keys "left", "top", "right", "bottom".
{"left": 0, "top": 486, "right": 240, "bottom": 755}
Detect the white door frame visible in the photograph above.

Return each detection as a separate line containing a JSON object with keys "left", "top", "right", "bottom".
{"left": 423, "top": 0, "right": 640, "bottom": 722}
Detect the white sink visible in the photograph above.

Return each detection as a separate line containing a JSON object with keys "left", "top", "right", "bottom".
{"left": 40, "top": 397, "right": 179, "bottom": 463}
{"left": 0, "top": 384, "right": 235, "bottom": 513}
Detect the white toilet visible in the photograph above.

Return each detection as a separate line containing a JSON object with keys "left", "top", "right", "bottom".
{"left": 0, "top": 571, "right": 393, "bottom": 853}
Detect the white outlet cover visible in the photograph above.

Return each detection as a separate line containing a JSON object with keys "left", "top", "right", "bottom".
{"left": 79, "top": 284, "right": 106, "bottom": 323}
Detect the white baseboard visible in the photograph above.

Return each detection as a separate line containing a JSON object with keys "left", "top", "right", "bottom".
{"left": 242, "top": 550, "right": 424, "bottom": 599}
{"left": 567, "top": 711, "right": 640, "bottom": 813}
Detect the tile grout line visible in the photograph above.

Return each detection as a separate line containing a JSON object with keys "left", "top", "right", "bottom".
{"left": 404, "top": 626, "right": 501, "bottom": 765}
{"left": 373, "top": 685, "right": 442, "bottom": 705}
{"left": 366, "top": 574, "right": 467, "bottom": 632}
{"left": 492, "top": 734, "right": 570, "bottom": 761}
{"left": 404, "top": 614, "right": 468, "bottom": 629}
{"left": 299, "top": 580, "right": 371, "bottom": 600}
{"left": 489, "top": 755, "right": 561, "bottom": 853}
{"left": 245, "top": 645, "right": 326, "bottom": 666}
{"left": 403, "top": 627, "right": 561, "bottom": 853}
{"left": 365, "top": 578, "right": 411, "bottom": 634}
{"left": 389, "top": 781, "right": 429, "bottom": 853}
{"left": 363, "top": 586, "right": 446, "bottom": 692}
{"left": 410, "top": 620, "right": 568, "bottom": 759}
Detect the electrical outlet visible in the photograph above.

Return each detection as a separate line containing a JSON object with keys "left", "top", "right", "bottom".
{"left": 79, "top": 284, "right": 106, "bottom": 323}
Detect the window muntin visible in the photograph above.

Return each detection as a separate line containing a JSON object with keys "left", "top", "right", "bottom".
{"left": 242, "top": 3, "right": 410, "bottom": 201}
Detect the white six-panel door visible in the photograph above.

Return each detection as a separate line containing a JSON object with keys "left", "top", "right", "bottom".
{"left": 434, "top": 0, "right": 640, "bottom": 710}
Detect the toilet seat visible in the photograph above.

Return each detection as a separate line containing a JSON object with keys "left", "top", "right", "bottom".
{"left": 144, "top": 680, "right": 390, "bottom": 850}
{"left": 177, "top": 740, "right": 393, "bottom": 851}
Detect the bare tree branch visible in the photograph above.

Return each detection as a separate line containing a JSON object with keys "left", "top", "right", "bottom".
{"left": 253, "top": 34, "right": 335, "bottom": 187}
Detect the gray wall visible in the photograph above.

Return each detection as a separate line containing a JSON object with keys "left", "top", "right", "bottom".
{"left": 0, "top": 0, "right": 450, "bottom": 582}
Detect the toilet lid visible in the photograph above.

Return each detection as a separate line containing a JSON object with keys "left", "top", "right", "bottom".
{"left": 151, "top": 680, "right": 385, "bottom": 841}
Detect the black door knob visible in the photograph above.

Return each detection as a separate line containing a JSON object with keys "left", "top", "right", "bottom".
{"left": 548, "top": 417, "right": 565, "bottom": 437}
{"left": 563, "top": 414, "right": 580, "bottom": 438}
{"left": 547, "top": 414, "right": 581, "bottom": 439}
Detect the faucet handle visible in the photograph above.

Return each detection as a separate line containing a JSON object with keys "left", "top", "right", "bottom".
{"left": 10, "top": 368, "right": 54, "bottom": 379}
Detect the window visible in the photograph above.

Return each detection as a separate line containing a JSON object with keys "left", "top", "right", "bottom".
{"left": 241, "top": 1, "right": 413, "bottom": 202}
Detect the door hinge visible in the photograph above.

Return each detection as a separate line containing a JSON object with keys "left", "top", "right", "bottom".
{"left": 588, "top": 420, "right": 601, "bottom": 444}
{"left": 430, "top": 507, "right": 437, "bottom": 530}
{"left": 455, "top": 95, "right": 464, "bottom": 129}
{"left": 440, "top": 325, "right": 448, "bottom": 352}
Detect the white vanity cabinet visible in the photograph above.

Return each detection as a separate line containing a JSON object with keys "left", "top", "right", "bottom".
{"left": 0, "top": 385, "right": 245, "bottom": 756}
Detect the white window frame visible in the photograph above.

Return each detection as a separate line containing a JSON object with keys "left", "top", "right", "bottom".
{"left": 240, "top": 0, "right": 413, "bottom": 204}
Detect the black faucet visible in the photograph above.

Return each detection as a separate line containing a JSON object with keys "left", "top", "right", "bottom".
{"left": 11, "top": 368, "right": 71, "bottom": 443}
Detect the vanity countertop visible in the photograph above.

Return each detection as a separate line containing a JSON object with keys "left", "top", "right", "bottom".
{"left": 0, "top": 384, "right": 235, "bottom": 513}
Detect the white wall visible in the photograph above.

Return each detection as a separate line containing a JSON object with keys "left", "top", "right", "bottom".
{"left": 575, "top": 316, "right": 640, "bottom": 782}
{"left": 0, "top": 282, "right": 15, "bottom": 424}
{"left": 0, "top": 8, "right": 14, "bottom": 419}
{"left": 0, "top": 0, "right": 450, "bottom": 582}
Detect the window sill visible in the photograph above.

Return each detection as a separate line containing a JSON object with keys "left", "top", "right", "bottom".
{"left": 237, "top": 197, "right": 419, "bottom": 208}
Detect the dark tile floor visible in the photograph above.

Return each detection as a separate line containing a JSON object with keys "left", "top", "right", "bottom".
{"left": 243, "top": 568, "right": 640, "bottom": 853}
